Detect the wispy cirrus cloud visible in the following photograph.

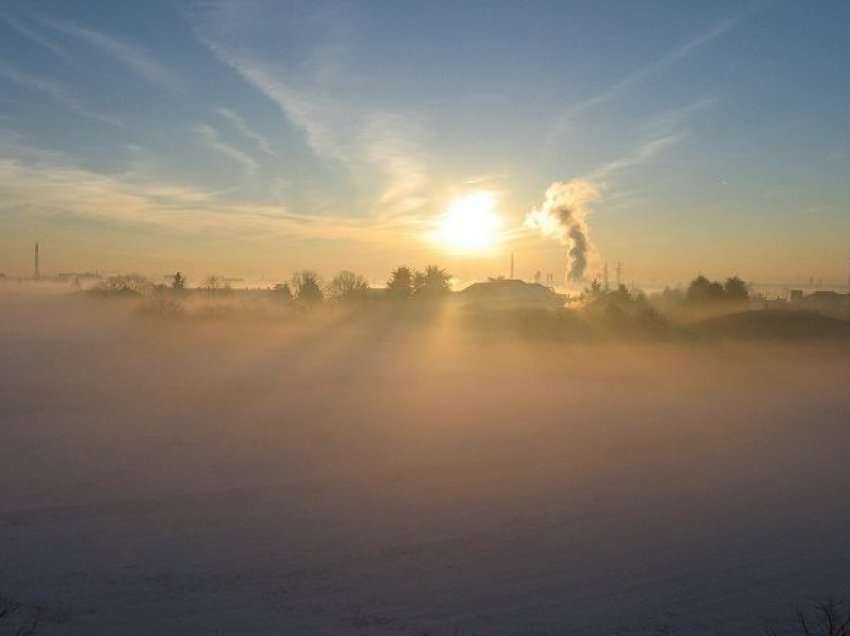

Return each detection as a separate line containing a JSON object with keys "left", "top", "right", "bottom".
{"left": 215, "top": 107, "right": 276, "bottom": 158}
{"left": 587, "top": 97, "right": 718, "bottom": 181}
{"left": 0, "top": 139, "right": 414, "bottom": 243}
{"left": 200, "top": 41, "right": 346, "bottom": 162}
{"left": 194, "top": 123, "right": 259, "bottom": 176}
{"left": 41, "top": 18, "right": 181, "bottom": 91}
{"left": 360, "top": 111, "right": 429, "bottom": 218}
{"left": 0, "top": 61, "right": 122, "bottom": 127}
{"left": 588, "top": 133, "right": 684, "bottom": 182}
{"left": 191, "top": 4, "right": 432, "bottom": 220}
{"left": 2, "top": 13, "right": 70, "bottom": 61}
{"left": 552, "top": 11, "right": 751, "bottom": 136}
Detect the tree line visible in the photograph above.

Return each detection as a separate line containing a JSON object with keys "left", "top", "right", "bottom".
{"left": 95, "top": 265, "right": 454, "bottom": 304}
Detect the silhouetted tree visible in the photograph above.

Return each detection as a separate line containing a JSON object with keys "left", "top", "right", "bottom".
{"left": 413, "top": 265, "right": 451, "bottom": 297}
{"left": 291, "top": 270, "right": 323, "bottom": 304}
{"left": 661, "top": 286, "right": 684, "bottom": 303}
{"left": 724, "top": 276, "right": 749, "bottom": 301}
{"left": 386, "top": 266, "right": 413, "bottom": 299}
{"left": 202, "top": 275, "right": 231, "bottom": 297}
{"left": 613, "top": 283, "right": 633, "bottom": 302}
{"left": 171, "top": 272, "right": 186, "bottom": 290}
{"left": 686, "top": 274, "right": 749, "bottom": 303}
{"left": 687, "top": 275, "right": 725, "bottom": 303}
{"left": 328, "top": 270, "right": 369, "bottom": 301}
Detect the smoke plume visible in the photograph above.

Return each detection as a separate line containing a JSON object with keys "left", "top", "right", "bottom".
{"left": 525, "top": 179, "right": 600, "bottom": 284}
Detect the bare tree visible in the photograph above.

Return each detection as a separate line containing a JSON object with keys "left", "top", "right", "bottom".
{"left": 327, "top": 270, "right": 369, "bottom": 301}
{"left": 201, "top": 275, "right": 232, "bottom": 297}
{"left": 291, "top": 270, "right": 323, "bottom": 304}
{"left": 765, "top": 599, "right": 850, "bottom": 636}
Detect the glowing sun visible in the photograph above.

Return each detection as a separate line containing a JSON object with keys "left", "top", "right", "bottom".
{"left": 434, "top": 192, "right": 503, "bottom": 253}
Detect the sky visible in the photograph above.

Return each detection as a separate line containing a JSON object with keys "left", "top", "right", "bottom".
{"left": 0, "top": 0, "right": 848, "bottom": 287}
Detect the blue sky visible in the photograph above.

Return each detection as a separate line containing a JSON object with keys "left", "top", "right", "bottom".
{"left": 1, "top": 0, "right": 848, "bottom": 285}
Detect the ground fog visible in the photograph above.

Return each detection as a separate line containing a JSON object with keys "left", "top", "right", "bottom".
{"left": 2, "top": 288, "right": 850, "bottom": 635}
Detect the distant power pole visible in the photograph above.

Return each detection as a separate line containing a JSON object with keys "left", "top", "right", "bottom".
{"left": 34, "top": 242, "right": 40, "bottom": 280}
{"left": 603, "top": 261, "right": 609, "bottom": 291}
{"left": 615, "top": 261, "right": 622, "bottom": 289}
{"left": 510, "top": 252, "right": 515, "bottom": 279}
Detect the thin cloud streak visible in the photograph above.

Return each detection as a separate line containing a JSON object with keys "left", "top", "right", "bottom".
{"left": 2, "top": 13, "right": 70, "bottom": 61}
{"left": 0, "top": 140, "right": 418, "bottom": 244}
{"left": 215, "top": 107, "right": 276, "bottom": 157}
{"left": 0, "top": 61, "right": 122, "bottom": 127}
{"left": 589, "top": 134, "right": 684, "bottom": 181}
{"left": 41, "top": 18, "right": 181, "bottom": 91}
{"left": 203, "top": 40, "right": 344, "bottom": 162}
{"left": 553, "top": 14, "right": 746, "bottom": 136}
{"left": 194, "top": 123, "right": 259, "bottom": 176}
{"left": 195, "top": 25, "right": 432, "bottom": 220}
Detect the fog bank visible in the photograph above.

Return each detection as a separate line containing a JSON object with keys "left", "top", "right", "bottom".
{"left": 2, "top": 290, "right": 850, "bottom": 635}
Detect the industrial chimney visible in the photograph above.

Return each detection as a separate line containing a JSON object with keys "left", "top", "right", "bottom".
{"left": 34, "top": 242, "right": 40, "bottom": 280}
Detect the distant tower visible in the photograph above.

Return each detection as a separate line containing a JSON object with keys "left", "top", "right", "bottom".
{"left": 34, "top": 242, "right": 40, "bottom": 280}
{"left": 603, "top": 261, "right": 609, "bottom": 291}
{"left": 616, "top": 261, "right": 622, "bottom": 289}
{"left": 510, "top": 252, "right": 515, "bottom": 279}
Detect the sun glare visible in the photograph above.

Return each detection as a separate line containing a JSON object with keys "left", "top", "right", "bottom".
{"left": 434, "top": 192, "right": 503, "bottom": 253}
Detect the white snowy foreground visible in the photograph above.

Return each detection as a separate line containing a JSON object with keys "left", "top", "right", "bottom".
{"left": 2, "top": 290, "right": 850, "bottom": 635}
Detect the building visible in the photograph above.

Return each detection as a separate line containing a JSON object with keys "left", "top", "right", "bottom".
{"left": 789, "top": 289, "right": 850, "bottom": 320}
{"left": 459, "top": 279, "right": 565, "bottom": 310}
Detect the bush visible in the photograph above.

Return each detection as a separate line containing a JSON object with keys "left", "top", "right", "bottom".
{"left": 90, "top": 274, "right": 153, "bottom": 297}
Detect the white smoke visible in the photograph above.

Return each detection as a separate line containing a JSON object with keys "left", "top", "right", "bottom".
{"left": 525, "top": 179, "right": 600, "bottom": 284}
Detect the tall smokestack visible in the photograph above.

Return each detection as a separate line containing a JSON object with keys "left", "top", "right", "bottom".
{"left": 34, "top": 242, "right": 40, "bottom": 280}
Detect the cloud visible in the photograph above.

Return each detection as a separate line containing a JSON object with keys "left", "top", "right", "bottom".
{"left": 0, "top": 61, "right": 122, "bottom": 127}
{"left": 194, "top": 123, "right": 259, "bottom": 176}
{"left": 192, "top": 7, "right": 432, "bottom": 220}
{"left": 0, "top": 139, "right": 415, "bottom": 244}
{"left": 200, "top": 39, "right": 345, "bottom": 162}
{"left": 2, "top": 13, "right": 70, "bottom": 61}
{"left": 359, "top": 112, "right": 430, "bottom": 218}
{"left": 553, "top": 14, "right": 746, "bottom": 136}
{"left": 215, "top": 107, "right": 276, "bottom": 157}
{"left": 214, "top": 53, "right": 432, "bottom": 219}
{"left": 588, "top": 133, "right": 683, "bottom": 181}
{"left": 42, "top": 18, "right": 181, "bottom": 91}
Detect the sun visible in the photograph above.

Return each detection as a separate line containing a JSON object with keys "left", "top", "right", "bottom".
{"left": 434, "top": 192, "right": 503, "bottom": 253}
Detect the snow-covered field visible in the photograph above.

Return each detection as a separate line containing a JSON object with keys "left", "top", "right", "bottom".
{"left": 3, "top": 289, "right": 850, "bottom": 635}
